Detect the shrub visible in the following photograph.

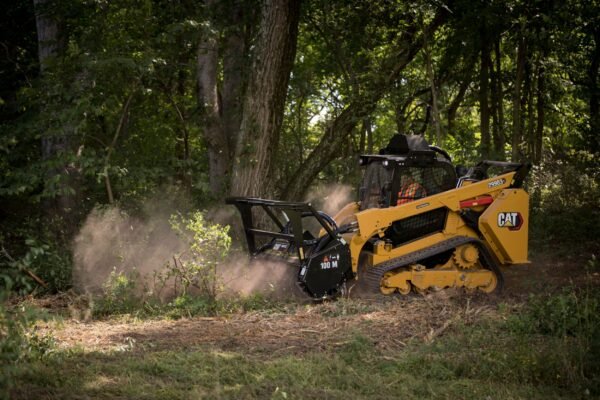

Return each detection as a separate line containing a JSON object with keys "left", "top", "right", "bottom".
{"left": 93, "top": 268, "right": 143, "bottom": 317}
{"left": 0, "top": 237, "right": 71, "bottom": 295}
{"left": 506, "top": 272, "right": 600, "bottom": 392}
{"left": 0, "top": 299, "right": 51, "bottom": 399}
{"left": 167, "top": 211, "right": 231, "bottom": 306}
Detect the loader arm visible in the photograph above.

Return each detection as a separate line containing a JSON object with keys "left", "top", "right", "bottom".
{"left": 225, "top": 197, "right": 337, "bottom": 262}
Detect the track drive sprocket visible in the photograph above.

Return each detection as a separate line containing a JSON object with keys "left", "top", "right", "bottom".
{"left": 452, "top": 244, "right": 479, "bottom": 269}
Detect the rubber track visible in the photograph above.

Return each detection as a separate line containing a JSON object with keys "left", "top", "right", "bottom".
{"left": 363, "top": 236, "right": 504, "bottom": 293}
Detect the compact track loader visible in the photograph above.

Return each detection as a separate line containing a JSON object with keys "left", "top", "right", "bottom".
{"left": 227, "top": 134, "right": 531, "bottom": 299}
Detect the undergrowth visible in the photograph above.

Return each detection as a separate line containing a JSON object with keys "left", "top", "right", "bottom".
{"left": 8, "top": 273, "right": 600, "bottom": 399}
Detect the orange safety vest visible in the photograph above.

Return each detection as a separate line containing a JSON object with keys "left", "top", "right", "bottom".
{"left": 397, "top": 182, "right": 427, "bottom": 205}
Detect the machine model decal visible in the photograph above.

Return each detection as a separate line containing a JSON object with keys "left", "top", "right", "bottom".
{"left": 497, "top": 212, "right": 523, "bottom": 231}
{"left": 273, "top": 240, "right": 289, "bottom": 251}
{"left": 488, "top": 178, "right": 506, "bottom": 188}
{"left": 321, "top": 254, "right": 340, "bottom": 269}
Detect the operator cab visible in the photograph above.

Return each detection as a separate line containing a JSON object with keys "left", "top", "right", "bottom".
{"left": 358, "top": 134, "right": 456, "bottom": 211}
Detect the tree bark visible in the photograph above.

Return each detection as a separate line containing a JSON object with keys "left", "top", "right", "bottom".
{"left": 33, "top": 0, "right": 62, "bottom": 72}
{"left": 479, "top": 26, "right": 491, "bottom": 158}
{"left": 424, "top": 25, "right": 442, "bottom": 146}
{"left": 221, "top": 1, "right": 247, "bottom": 159}
{"left": 535, "top": 59, "right": 545, "bottom": 164}
{"left": 197, "top": 24, "right": 230, "bottom": 197}
{"left": 525, "top": 58, "right": 534, "bottom": 161}
{"left": 447, "top": 74, "right": 471, "bottom": 136}
{"left": 230, "top": 0, "right": 302, "bottom": 197}
{"left": 34, "top": 0, "right": 80, "bottom": 233}
{"left": 511, "top": 30, "right": 526, "bottom": 162}
{"left": 492, "top": 37, "right": 505, "bottom": 159}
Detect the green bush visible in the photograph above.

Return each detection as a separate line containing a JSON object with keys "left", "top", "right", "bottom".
{"left": 0, "top": 235, "right": 71, "bottom": 295}
{"left": 92, "top": 211, "right": 232, "bottom": 317}
{"left": 505, "top": 278, "right": 600, "bottom": 392}
{"left": 0, "top": 299, "right": 52, "bottom": 399}
{"left": 92, "top": 268, "right": 143, "bottom": 317}
{"left": 512, "top": 290, "right": 600, "bottom": 338}
{"left": 167, "top": 211, "right": 231, "bottom": 303}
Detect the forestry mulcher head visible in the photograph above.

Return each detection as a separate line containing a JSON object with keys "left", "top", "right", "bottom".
{"left": 227, "top": 134, "right": 531, "bottom": 299}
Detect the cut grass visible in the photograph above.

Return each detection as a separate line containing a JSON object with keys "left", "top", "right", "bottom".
{"left": 12, "top": 318, "right": 595, "bottom": 400}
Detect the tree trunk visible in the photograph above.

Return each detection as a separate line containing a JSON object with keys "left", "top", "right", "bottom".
{"left": 424, "top": 26, "right": 442, "bottom": 146}
{"left": 492, "top": 37, "right": 505, "bottom": 159}
{"left": 197, "top": 24, "right": 230, "bottom": 197}
{"left": 282, "top": 101, "right": 376, "bottom": 201}
{"left": 221, "top": 2, "right": 247, "bottom": 159}
{"left": 479, "top": 26, "right": 491, "bottom": 158}
{"left": 525, "top": 59, "right": 535, "bottom": 161}
{"left": 447, "top": 75, "right": 471, "bottom": 136}
{"left": 33, "top": 0, "right": 62, "bottom": 72}
{"left": 535, "top": 59, "right": 545, "bottom": 164}
{"left": 511, "top": 31, "right": 526, "bottom": 162}
{"left": 230, "top": 0, "right": 302, "bottom": 197}
{"left": 34, "top": 0, "right": 80, "bottom": 233}
{"left": 366, "top": 118, "right": 374, "bottom": 154}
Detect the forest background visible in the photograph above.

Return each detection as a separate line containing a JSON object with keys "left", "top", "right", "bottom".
{"left": 1, "top": 0, "right": 600, "bottom": 398}
{"left": 1, "top": 0, "right": 598, "bottom": 294}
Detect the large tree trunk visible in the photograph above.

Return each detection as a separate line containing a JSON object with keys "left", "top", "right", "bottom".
{"left": 511, "top": 31, "right": 526, "bottom": 162}
{"left": 221, "top": 2, "right": 247, "bottom": 158}
{"left": 230, "top": 0, "right": 302, "bottom": 197}
{"left": 34, "top": 0, "right": 79, "bottom": 233}
{"left": 33, "top": 0, "right": 62, "bottom": 73}
{"left": 196, "top": 0, "right": 251, "bottom": 197}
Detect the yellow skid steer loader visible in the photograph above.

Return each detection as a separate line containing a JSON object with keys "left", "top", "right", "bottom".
{"left": 227, "top": 134, "right": 530, "bottom": 299}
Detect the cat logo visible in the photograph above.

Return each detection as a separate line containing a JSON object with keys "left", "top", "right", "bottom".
{"left": 497, "top": 212, "right": 523, "bottom": 231}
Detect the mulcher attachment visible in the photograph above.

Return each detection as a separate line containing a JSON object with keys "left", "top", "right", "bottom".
{"left": 225, "top": 197, "right": 354, "bottom": 298}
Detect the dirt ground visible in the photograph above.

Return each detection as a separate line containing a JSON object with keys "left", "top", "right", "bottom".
{"left": 31, "top": 249, "right": 599, "bottom": 357}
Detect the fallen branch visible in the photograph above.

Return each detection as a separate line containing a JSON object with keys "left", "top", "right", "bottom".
{"left": 1, "top": 246, "right": 48, "bottom": 288}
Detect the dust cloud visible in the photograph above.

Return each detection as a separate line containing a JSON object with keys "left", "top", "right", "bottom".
{"left": 72, "top": 184, "right": 356, "bottom": 301}
{"left": 304, "top": 183, "right": 354, "bottom": 216}
{"left": 218, "top": 255, "right": 305, "bottom": 300}
{"left": 72, "top": 196, "right": 305, "bottom": 301}
{"left": 72, "top": 203, "right": 187, "bottom": 294}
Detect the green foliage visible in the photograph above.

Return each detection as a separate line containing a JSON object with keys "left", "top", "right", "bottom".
{"left": 167, "top": 212, "right": 231, "bottom": 302}
{"left": 502, "top": 278, "right": 600, "bottom": 392}
{"left": 92, "top": 211, "right": 233, "bottom": 317}
{"left": 530, "top": 150, "right": 600, "bottom": 212}
{"left": 0, "top": 300, "right": 52, "bottom": 400}
{"left": 0, "top": 302, "right": 28, "bottom": 398}
{"left": 509, "top": 288, "right": 600, "bottom": 338}
{"left": 0, "top": 235, "right": 71, "bottom": 295}
{"left": 92, "top": 268, "right": 143, "bottom": 317}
